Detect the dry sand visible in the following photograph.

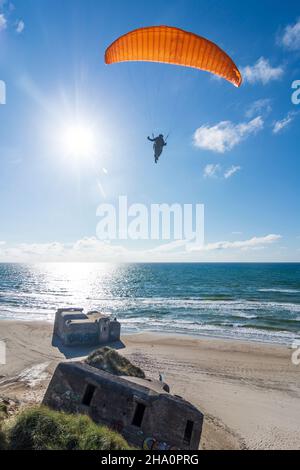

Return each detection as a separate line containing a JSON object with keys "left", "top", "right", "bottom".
{"left": 0, "top": 320, "right": 299, "bottom": 450}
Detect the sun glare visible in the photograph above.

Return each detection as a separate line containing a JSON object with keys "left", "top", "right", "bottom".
{"left": 62, "top": 123, "right": 96, "bottom": 160}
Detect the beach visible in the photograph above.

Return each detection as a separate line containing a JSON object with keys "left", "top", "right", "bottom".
{"left": 0, "top": 320, "right": 299, "bottom": 450}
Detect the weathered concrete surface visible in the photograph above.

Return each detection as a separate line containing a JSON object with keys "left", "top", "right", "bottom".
{"left": 43, "top": 361, "right": 204, "bottom": 450}
{"left": 53, "top": 308, "right": 121, "bottom": 347}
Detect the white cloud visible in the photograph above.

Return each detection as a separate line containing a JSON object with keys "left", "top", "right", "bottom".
{"left": 72, "top": 237, "right": 127, "bottom": 258}
{"left": 0, "top": 13, "right": 7, "bottom": 31}
{"left": 224, "top": 165, "right": 241, "bottom": 179}
{"left": 149, "top": 238, "right": 195, "bottom": 253}
{"left": 203, "top": 164, "right": 241, "bottom": 179}
{"left": 16, "top": 19, "right": 24, "bottom": 34}
{"left": 203, "top": 163, "right": 221, "bottom": 178}
{"left": 241, "top": 57, "right": 284, "bottom": 85}
{"left": 0, "top": 3, "right": 25, "bottom": 33}
{"left": 15, "top": 242, "right": 65, "bottom": 257}
{"left": 189, "top": 234, "right": 282, "bottom": 252}
{"left": 246, "top": 98, "right": 272, "bottom": 118}
{"left": 272, "top": 112, "right": 296, "bottom": 134}
{"left": 0, "top": 234, "right": 284, "bottom": 262}
{"left": 194, "top": 116, "right": 263, "bottom": 153}
{"left": 0, "top": 238, "right": 129, "bottom": 262}
{"left": 280, "top": 18, "right": 300, "bottom": 50}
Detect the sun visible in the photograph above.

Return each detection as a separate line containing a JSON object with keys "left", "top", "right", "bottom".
{"left": 62, "top": 123, "right": 96, "bottom": 160}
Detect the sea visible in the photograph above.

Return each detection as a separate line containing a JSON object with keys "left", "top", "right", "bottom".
{"left": 0, "top": 263, "right": 299, "bottom": 345}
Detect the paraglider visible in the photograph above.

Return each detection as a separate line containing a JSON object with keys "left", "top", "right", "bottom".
{"left": 105, "top": 25, "right": 242, "bottom": 87}
{"left": 104, "top": 26, "right": 242, "bottom": 164}
{"left": 147, "top": 134, "right": 167, "bottom": 163}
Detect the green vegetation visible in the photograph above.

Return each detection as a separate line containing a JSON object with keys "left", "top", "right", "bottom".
{"left": 0, "top": 425, "right": 8, "bottom": 450}
{"left": 86, "top": 346, "right": 145, "bottom": 378}
{"left": 0, "top": 402, "right": 8, "bottom": 450}
{"left": 1, "top": 406, "right": 130, "bottom": 450}
{"left": 0, "top": 401, "right": 8, "bottom": 420}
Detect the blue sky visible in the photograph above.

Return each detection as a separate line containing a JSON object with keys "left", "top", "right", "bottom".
{"left": 0, "top": 0, "right": 299, "bottom": 262}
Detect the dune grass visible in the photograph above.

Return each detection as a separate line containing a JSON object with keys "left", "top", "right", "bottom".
{"left": 0, "top": 401, "right": 8, "bottom": 420}
{"left": 86, "top": 346, "right": 145, "bottom": 378}
{"left": 0, "top": 405, "right": 7, "bottom": 450}
{"left": 4, "top": 406, "right": 131, "bottom": 450}
{"left": 0, "top": 425, "right": 7, "bottom": 450}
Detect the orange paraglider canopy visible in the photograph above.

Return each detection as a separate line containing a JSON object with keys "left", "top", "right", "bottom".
{"left": 105, "top": 25, "right": 242, "bottom": 87}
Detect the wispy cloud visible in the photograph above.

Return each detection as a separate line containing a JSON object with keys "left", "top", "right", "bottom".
{"left": 272, "top": 112, "right": 296, "bottom": 134}
{"left": 203, "top": 163, "right": 221, "bottom": 178}
{"left": 280, "top": 18, "right": 300, "bottom": 50}
{"left": 0, "top": 238, "right": 128, "bottom": 262}
{"left": 224, "top": 165, "right": 241, "bottom": 179}
{"left": 0, "top": 234, "right": 283, "bottom": 262}
{"left": 241, "top": 57, "right": 284, "bottom": 85}
{"left": 194, "top": 116, "right": 263, "bottom": 153}
{"left": 16, "top": 19, "right": 24, "bottom": 34}
{"left": 0, "top": 13, "right": 7, "bottom": 31}
{"left": 203, "top": 164, "right": 242, "bottom": 179}
{"left": 149, "top": 238, "right": 195, "bottom": 253}
{"left": 189, "top": 234, "right": 281, "bottom": 252}
{"left": 246, "top": 98, "right": 272, "bottom": 118}
{"left": 0, "top": 2, "right": 25, "bottom": 33}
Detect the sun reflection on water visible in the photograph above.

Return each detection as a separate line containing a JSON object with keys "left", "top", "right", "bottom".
{"left": 29, "top": 263, "right": 124, "bottom": 317}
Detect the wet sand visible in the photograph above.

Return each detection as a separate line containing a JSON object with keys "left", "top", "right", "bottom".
{"left": 0, "top": 320, "right": 299, "bottom": 449}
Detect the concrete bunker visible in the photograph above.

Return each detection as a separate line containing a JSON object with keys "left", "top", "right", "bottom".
{"left": 53, "top": 308, "right": 121, "bottom": 346}
{"left": 43, "top": 361, "right": 203, "bottom": 450}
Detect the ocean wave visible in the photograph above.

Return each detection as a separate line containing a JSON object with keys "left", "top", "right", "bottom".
{"left": 0, "top": 309, "right": 54, "bottom": 322}
{"left": 1, "top": 276, "right": 300, "bottom": 345}
{"left": 258, "top": 288, "right": 300, "bottom": 294}
{"left": 120, "top": 318, "right": 299, "bottom": 345}
{"left": 92, "top": 297, "right": 300, "bottom": 311}
{"left": 1, "top": 296, "right": 300, "bottom": 321}
{"left": 228, "top": 313, "right": 258, "bottom": 319}
{"left": 1, "top": 291, "right": 300, "bottom": 312}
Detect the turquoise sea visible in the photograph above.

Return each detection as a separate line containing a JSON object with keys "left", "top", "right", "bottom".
{"left": 0, "top": 263, "right": 299, "bottom": 345}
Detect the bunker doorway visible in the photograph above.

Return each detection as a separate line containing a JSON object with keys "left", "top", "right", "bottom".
{"left": 82, "top": 384, "right": 96, "bottom": 406}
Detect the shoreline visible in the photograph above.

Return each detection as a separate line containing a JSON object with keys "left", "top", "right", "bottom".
{"left": 122, "top": 327, "right": 296, "bottom": 348}
{"left": 0, "top": 317, "right": 292, "bottom": 351}
{"left": 0, "top": 320, "right": 300, "bottom": 449}
{"left": 0, "top": 317, "right": 297, "bottom": 348}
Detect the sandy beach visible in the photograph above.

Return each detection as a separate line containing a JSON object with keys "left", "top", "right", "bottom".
{"left": 0, "top": 320, "right": 299, "bottom": 450}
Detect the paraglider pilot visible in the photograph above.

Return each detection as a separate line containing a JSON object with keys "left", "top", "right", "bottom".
{"left": 147, "top": 134, "right": 167, "bottom": 163}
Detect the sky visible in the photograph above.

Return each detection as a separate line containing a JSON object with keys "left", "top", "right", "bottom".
{"left": 0, "top": 0, "right": 299, "bottom": 262}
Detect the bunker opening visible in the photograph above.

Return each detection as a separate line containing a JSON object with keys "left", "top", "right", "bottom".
{"left": 183, "top": 419, "right": 194, "bottom": 445}
{"left": 82, "top": 383, "right": 96, "bottom": 406}
{"left": 132, "top": 402, "right": 146, "bottom": 427}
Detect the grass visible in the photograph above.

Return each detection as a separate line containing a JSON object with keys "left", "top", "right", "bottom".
{"left": 0, "top": 402, "right": 8, "bottom": 414}
{"left": 0, "top": 349, "right": 144, "bottom": 450}
{"left": 4, "top": 406, "right": 131, "bottom": 450}
{"left": 0, "top": 401, "right": 8, "bottom": 420}
{"left": 0, "top": 426, "right": 8, "bottom": 450}
{"left": 0, "top": 400, "right": 8, "bottom": 449}
{"left": 86, "top": 346, "right": 145, "bottom": 378}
